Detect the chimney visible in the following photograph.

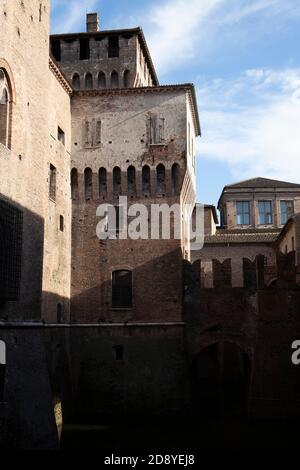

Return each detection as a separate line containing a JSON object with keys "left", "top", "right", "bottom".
{"left": 86, "top": 13, "right": 100, "bottom": 33}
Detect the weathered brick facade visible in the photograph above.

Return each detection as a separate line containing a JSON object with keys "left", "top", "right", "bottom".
{"left": 0, "top": 2, "right": 300, "bottom": 450}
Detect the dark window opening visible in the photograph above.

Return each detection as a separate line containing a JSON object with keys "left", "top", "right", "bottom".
{"left": 99, "top": 167, "right": 107, "bottom": 196}
{"left": 84, "top": 167, "right": 93, "bottom": 200}
{"left": 127, "top": 165, "right": 136, "bottom": 196}
{"left": 113, "top": 166, "right": 121, "bottom": 195}
{"left": 124, "top": 70, "right": 130, "bottom": 88}
{"left": 59, "top": 215, "right": 64, "bottom": 232}
{"left": 58, "top": 126, "right": 65, "bottom": 145}
{"left": 0, "top": 87, "right": 9, "bottom": 147}
{"left": 156, "top": 164, "right": 166, "bottom": 195}
{"left": 57, "top": 303, "right": 62, "bottom": 324}
{"left": 49, "top": 164, "right": 56, "bottom": 201}
{"left": 71, "top": 168, "right": 79, "bottom": 200}
{"left": 0, "top": 200, "right": 23, "bottom": 301}
{"left": 72, "top": 73, "right": 80, "bottom": 90}
{"left": 80, "top": 38, "right": 90, "bottom": 60}
{"left": 112, "top": 270, "right": 132, "bottom": 308}
{"left": 85, "top": 72, "right": 93, "bottom": 90}
{"left": 98, "top": 72, "right": 106, "bottom": 89}
{"left": 171, "top": 163, "right": 180, "bottom": 195}
{"left": 111, "top": 71, "right": 119, "bottom": 89}
{"left": 142, "top": 165, "right": 151, "bottom": 195}
{"left": 108, "top": 36, "right": 119, "bottom": 58}
{"left": 51, "top": 40, "right": 61, "bottom": 61}
{"left": 113, "top": 345, "right": 124, "bottom": 361}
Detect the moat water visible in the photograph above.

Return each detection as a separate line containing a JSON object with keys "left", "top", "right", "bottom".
{"left": 60, "top": 418, "right": 299, "bottom": 451}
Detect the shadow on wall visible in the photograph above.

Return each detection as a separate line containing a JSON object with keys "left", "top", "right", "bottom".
{"left": 0, "top": 193, "right": 44, "bottom": 321}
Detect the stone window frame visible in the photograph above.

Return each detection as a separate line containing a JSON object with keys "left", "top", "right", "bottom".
{"left": 0, "top": 60, "right": 16, "bottom": 150}
{"left": 280, "top": 200, "right": 294, "bottom": 226}
{"left": 236, "top": 200, "right": 251, "bottom": 226}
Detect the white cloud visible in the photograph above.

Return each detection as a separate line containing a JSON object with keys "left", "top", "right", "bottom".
{"left": 197, "top": 68, "right": 300, "bottom": 183}
{"left": 144, "top": 0, "right": 223, "bottom": 75}
{"left": 51, "top": 0, "right": 99, "bottom": 34}
{"left": 141, "top": 0, "right": 300, "bottom": 77}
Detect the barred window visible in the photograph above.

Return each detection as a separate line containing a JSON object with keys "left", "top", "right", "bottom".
{"left": 0, "top": 198, "right": 23, "bottom": 301}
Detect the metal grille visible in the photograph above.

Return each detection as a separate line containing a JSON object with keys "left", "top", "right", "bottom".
{"left": 0, "top": 197, "right": 23, "bottom": 300}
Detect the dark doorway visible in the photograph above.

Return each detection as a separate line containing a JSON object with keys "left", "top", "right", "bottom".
{"left": 192, "top": 342, "right": 250, "bottom": 418}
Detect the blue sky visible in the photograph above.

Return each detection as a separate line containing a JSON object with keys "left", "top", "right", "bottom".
{"left": 51, "top": 0, "right": 300, "bottom": 208}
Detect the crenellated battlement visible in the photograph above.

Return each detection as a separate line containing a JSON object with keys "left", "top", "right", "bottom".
{"left": 184, "top": 251, "right": 299, "bottom": 295}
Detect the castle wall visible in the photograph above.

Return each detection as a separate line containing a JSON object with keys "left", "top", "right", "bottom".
{"left": 51, "top": 30, "right": 154, "bottom": 90}
{"left": 0, "top": 0, "right": 72, "bottom": 322}
{"left": 192, "top": 243, "right": 276, "bottom": 287}
{"left": 70, "top": 88, "right": 194, "bottom": 323}
{"left": 70, "top": 324, "right": 189, "bottom": 419}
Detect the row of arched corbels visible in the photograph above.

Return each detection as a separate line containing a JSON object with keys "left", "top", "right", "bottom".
{"left": 71, "top": 163, "right": 184, "bottom": 201}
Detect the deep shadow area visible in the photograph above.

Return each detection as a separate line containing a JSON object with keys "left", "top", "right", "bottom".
{"left": 60, "top": 417, "right": 300, "bottom": 451}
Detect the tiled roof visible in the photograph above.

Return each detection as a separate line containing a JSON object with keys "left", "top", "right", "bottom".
{"left": 224, "top": 177, "right": 300, "bottom": 189}
{"left": 204, "top": 229, "right": 280, "bottom": 244}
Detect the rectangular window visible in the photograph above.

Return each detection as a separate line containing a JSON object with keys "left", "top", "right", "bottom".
{"left": 0, "top": 199, "right": 23, "bottom": 301}
{"left": 108, "top": 36, "right": 119, "bottom": 58}
{"left": 51, "top": 40, "right": 61, "bottom": 61}
{"left": 57, "top": 127, "right": 65, "bottom": 146}
{"left": 49, "top": 164, "right": 56, "bottom": 201}
{"left": 258, "top": 200, "right": 272, "bottom": 225}
{"left": 112, "top": 270, "right": 132, "bottom": 308}
{"left": 59, "top": 215, "right": 64, "bottom": 232}
{"left": 236, "top": 201, "right": 250, "bottom": 225}
{"left": 80, "top": 38, "right": 90, "bottom": 60}
{"left": 280, "top": 200, "right": 294, "bottom": 225}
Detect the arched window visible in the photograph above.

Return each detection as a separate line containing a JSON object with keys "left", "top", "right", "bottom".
{"left": 112, "top": 270, "right": 132, "bottom": 308}
{"left": 124, "top": 70, "right": 130, "bottom": 88}
{"left": 142, "top": 165, "right": 151, "bottom": 195}
{"left": 111, "top": 71, "right": 119, "bottom": 89}
{"left": 0, "top": 69, "right": 10, "bottom": 148}
{"left": 171, "top": 163, "right": 180, "bottom": 195}
{"left": 72, "top": 73, "right": 80, "bottom": 90}
{"left": 127, "top": 166, "right": 136, "bottom": 196}
{"left": 71, "top": 168, "right": 79, "bottom": 200}
{"left": 113, "top": 166, "right": 121, "bottom": 195}
{"left": 98, "top": 167, "right": 107, "bottom": 197}
{"left": 156, "top": 164, "right": 166, "bottom": 195}
{"left": 0, "top": 340, "right": 6, "bottom": 402}
{"left": 84, "top": 167, "right": 93, "bottom": 200}
{"left": 98, "top": 71, "right": 106, "bottom": 89}
{"left": 85, "top": 73, "right": 93, "bottom": 90}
